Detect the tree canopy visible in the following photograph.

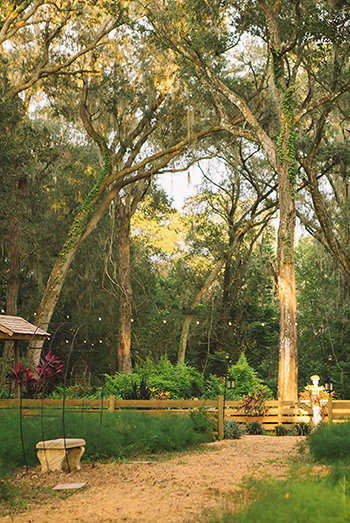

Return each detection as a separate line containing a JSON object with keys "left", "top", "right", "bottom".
{"left": 1, "top": 0, "right": 350, "bottom": 399}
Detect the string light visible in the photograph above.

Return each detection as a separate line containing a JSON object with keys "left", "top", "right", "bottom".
{"left": 163, "top": 320, "right": 167, "bottom": 324}
{"left": 98, "top": 317, "right": 102, "bottom": 321}
{"left": 228, "top": 322, "right": 232, "bottom": 326}
{"left": 196, "top": 321, "right": 200, "bottom": 325}
{"left": 131, "top": 318, "right": 134, "bottom": 322}
{"left": 1, "top": 309, "right": 4, "bottom": 314}
{"left": 261, "top": 322, "right": 265, "bottom": 326}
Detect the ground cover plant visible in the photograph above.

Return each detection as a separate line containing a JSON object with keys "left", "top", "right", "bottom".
{"left": 306, "top": 420, "right": 350, "bottom": 462}
{"left": 209, "top": 475, "right": 350, "bottom": 523}
{"left": 0, "top": 408, "right": 214, "bottom": 476}
{"left": 224, "top": 420, "right": 242, "bottom": 439}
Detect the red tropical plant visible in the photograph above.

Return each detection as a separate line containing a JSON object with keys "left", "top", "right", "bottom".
{"left": 10, "top": 350, "right": 64, "bottom": 398}
{"left": 240, "top": 388, "right": 269, "bottom": 417}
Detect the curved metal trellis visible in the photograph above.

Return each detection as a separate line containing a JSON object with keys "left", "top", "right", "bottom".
{"left": 19, "top": 322, "right": 104, "bottom": 472}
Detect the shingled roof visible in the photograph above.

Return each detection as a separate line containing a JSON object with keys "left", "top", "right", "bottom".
{"left": 0, "top": 315, "right": 50, "bottom": 341}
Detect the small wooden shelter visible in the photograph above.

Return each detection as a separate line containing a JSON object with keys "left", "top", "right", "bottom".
{"left": 0, "top": 315, "right": 50, "bottom": 369}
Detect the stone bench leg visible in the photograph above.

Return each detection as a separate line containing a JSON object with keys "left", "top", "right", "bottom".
{"left": 37, "top": 446, "right": 85, "bottom": 473}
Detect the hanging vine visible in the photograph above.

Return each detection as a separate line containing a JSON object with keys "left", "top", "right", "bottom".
{"left": 54, "top": 139, "right": 112, "bottom": 285}
{"left": 272, "top": 50, "right": 298, "bottom": 197}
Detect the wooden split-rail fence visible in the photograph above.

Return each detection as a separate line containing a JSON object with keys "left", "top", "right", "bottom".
{"left": 1, "top": 396, "right": 350, "bottom": 440}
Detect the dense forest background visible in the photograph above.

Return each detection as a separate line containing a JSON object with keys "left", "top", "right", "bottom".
{"left": 1, "top": 0, "right": 350, "bottom": 398}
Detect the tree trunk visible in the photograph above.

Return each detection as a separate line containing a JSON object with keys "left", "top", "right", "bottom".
{"left": 117, "top": 210, "right": 133, "bottom": 373}
{"left": 276, "top": 162, "right": 298, "bottom": 401}
{"left": 178, "top": 314, "right": 195, "bottom": 364}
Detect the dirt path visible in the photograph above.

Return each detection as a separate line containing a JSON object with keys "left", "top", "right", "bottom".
{"left": 2, "top": 436, "right": 304, "bottom": 523}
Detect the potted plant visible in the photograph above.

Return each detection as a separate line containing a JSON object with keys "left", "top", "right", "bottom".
{"left": 240, "top": 388, "right": 269, "bottom": 421}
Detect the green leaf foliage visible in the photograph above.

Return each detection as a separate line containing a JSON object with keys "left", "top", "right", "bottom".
{"left": 229, "top": 353, "right": 271, "bottom": 398}
{"left": 104, "top": 357, "right": 206, "bottom": 399}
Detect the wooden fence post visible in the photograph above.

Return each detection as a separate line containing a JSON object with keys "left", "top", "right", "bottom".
{"left": 109, "top": 395, "right": 115, "bottom": 412}
{"left": 278, "top": 397, "right": 282, "bottom": 425}
{"left": 328, "top": 396, "right": 333, "bottom": 426}
{"left": 218, "top": 395, "right": 224, "bottom": 440}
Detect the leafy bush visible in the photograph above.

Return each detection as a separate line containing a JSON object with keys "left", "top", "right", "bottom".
{"left": 294, "top": 421, "right": 311, "bottom": 436}
{"left": 189, "top": 407, "right": 215, "bottom": 438}
{"left": 275, "top": 424, "right": 288, "bottom": 436}
{"left": 306, "top": 421, "right": 350, "bottom": 462}
{"left": 240, "top": 389, "right": 269, "bottom": 416}
{"left": 224, "top": 420, "right": 242, "bottom": 439}
{"left": 104, "top": 356, "right": 270, "bottom": 400}
{"left": 245, "top": 420, "right": 264, "bottom": 435}
{"left": 202, "top": 374, "right": 225, "bottom": 399}
{"left": 10, "top": 351, "right": 63, "bottom": 398}
{"left": 105, "top": 357, "right": 206, "bottom": 399}
{"left": 121, "top": 378, "right": 151, "bottom": 400}
{"left": 228, "top": 353, "right": 272, "bottom": 398}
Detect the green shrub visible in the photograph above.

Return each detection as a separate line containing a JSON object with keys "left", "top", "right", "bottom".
{"left": 202, "top": 374, "right": 225, "bottom": 399}
{"left": 306, "top": 421, "right": 350, "bottom": 462}
{"left": 104, "top": 357, "right": 205, "bottom": 399}
{"left": 189, "top": 407, "right": 215, "bottom": 438}
{"left": 120, "top": 378, "right": 151, "bottom": 400}
{"left": 294, "top": 421, "right": 311, "bottom": 436}
{"left": 245, "top": 420, "right": 264, "bottom": 435}
{"left": 275, "top": 424, "right": 288, "bottom": 436}
{"left": 224, "top": 420, "right": 242, "bottom": 439}
{"left": 228, "top": 353, "right": 272, "bottom": 398}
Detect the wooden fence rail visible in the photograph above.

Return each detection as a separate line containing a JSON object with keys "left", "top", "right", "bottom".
{"left": 1, "top": 396, "right": 350, "bottom": 439}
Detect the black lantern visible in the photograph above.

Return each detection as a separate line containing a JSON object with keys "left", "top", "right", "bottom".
{"left": 227, "top": 375, "right": 235, "bottom": 389}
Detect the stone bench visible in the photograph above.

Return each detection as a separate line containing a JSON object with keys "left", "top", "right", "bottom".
{"left": 36, "top": 438, "right": 86, "bottom": 473}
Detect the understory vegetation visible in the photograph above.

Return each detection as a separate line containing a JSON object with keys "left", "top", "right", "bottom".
{"left": 0, "top": 408, "right": 214, "bottom": 479}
